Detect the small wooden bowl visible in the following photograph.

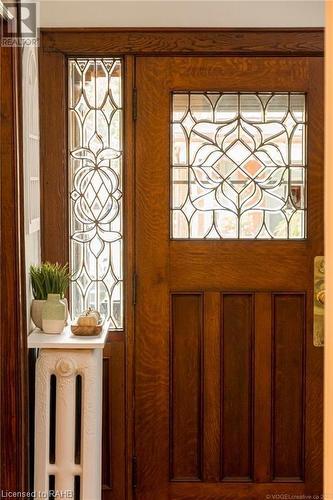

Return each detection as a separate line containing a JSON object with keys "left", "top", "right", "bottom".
{"left": 71, "top": 318, "right": 104, "bottom": 336}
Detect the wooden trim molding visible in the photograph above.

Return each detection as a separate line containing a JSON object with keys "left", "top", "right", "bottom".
{"left": 39, "top": 49, "right": 68, "bottom": 265}
{"left": 40, "top": 28, "right": 324, "bottom": 57}
{"left": 0, "top": 17, "right": 28, "bottom": 493}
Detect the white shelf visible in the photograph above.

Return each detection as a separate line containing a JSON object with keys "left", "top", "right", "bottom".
{"left": 28, "top": 321, "right": 109, "bottom": 349}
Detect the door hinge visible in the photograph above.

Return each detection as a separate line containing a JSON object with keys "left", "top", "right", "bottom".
{"left": 132, "top": 88, "right": 137, "bottom": 121}
{"left": 132, "top": 272, "right": 137, "bottom": 305}
{"left": 132, "top": 455, "right": 138, "bottom": 489}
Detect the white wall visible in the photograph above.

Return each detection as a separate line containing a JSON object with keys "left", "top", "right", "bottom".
{"left": 40, "top": 0, "right": 324, "bottom": 28}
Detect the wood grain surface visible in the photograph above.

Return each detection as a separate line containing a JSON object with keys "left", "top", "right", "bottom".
{"left": 135, "top": 55, "right": 324, "bottom": 499}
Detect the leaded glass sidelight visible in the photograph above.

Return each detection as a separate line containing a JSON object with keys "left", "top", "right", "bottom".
{"left": 171, "top": 92, "right": 307, "bottom": 239}
{"left": 68, "top": 58, "right": 123, "bottom": 328}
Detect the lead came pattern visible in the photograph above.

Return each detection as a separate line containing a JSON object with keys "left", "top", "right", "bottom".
{"left": 171, "top": 92, "right": 307, "bottom": 239}
{"left": 68, "top": 58, "right": 123, "bottom": 328}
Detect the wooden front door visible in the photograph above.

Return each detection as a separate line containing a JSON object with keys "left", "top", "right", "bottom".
{"left": 135, "top": 56, "right": 323, "bottom": 499}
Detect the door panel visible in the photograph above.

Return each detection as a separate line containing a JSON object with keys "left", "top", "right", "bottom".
{"left": 222, "top": 293, "right": 253, "bottom": 482}
{"left": 170, "top": 293, "right": 202, "bottom": 481}
{"left": 273, "top": 294, "right": 305, "bottom": 481}
{"left": 135, "top": 56, "right": 323, "bottom": 499}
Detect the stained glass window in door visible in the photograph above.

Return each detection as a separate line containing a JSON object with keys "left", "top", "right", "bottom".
{"left": 171, "top": 92, "right": 307, "bottom": 239}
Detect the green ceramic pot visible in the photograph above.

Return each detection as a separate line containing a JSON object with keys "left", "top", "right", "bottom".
{"left": 42, "top": 294, "right": 66, "bottom": 334}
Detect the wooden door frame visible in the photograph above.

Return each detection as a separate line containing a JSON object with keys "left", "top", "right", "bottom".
{"left": 39, "top": 28, "right": 324, "bottom": 500}
{"left": 0, "top": 4, "right": 28, "bottom": 493}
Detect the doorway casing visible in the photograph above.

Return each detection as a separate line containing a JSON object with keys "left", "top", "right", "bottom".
{"left": 39, "top": 28, "right": 324, "bottom": 500}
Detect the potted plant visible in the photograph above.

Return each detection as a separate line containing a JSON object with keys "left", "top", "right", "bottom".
{"left": 30, "top": 262, "right": 71, "bottom": 329}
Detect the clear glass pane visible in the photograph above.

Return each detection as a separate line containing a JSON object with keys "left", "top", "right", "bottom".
{"left": 171, "top": 91, "right": 307, "bottom": 240}
{"left": 68, "top": 58, "right": 123, "bottom": 328}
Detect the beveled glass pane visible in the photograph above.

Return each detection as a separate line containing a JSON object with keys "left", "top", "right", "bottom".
{"left": 69, "top": 58, "right": 123, "bottom": 328}
{"left": 171, "top": 91, "right": 307, "bottom": 240}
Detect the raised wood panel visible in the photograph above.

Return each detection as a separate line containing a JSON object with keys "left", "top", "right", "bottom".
{"left": 272, "top": 294, "right": 305, "bottom": 481}
{"left": 203, "top": 292, "right": 221, "bottom": 482}
{"left": 169, "top": 290, "right": 308, "bottom": 488}
{"left": 170, "top": 293, "right": 203, "bottom": 481}
{"left": 254, "top": 293, "right": 272, "bottom": 482}
{"left": 102, "top": 337, "right": 126, "bottom": 500}
{"left": 102, "top": 356, "right": 112, "bottom": 491}
{"left": 39, "top": 49, "right": 68, "bottom": 265}
{"left": 221, "top": 294, "right": 253, "bottom": 481}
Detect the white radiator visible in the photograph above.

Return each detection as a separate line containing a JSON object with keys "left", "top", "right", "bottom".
{"left": 28, "top": 325, "right": 108, "bottom": 500}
